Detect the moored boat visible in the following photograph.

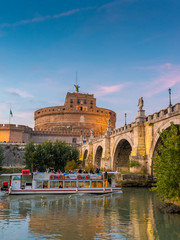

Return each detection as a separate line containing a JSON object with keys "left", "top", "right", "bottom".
{"left": 1, "top": 170, "right": 121, "bottom": 195}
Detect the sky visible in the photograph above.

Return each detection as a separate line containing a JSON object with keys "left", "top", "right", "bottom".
{"left": 0, "top": 0, "right": 180, "bottom": 128}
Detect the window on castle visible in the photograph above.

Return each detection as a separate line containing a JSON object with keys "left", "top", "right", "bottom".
{"left": 70, "top": 104, "right": 73, "bottom": 108}
{"left": 90, "top": 100, "right": 93, "bottom": 104}
{"left": 84, "top": 100, "right": 86, "bottom": 104}
{"left": 72, "top": 138, "right": 77, "bottom": 143}
{"left": 77, "top": 99, "right": 80, "bottom": 104}
{"left": 70, "top": 99, "right": 73, "bottom": 103}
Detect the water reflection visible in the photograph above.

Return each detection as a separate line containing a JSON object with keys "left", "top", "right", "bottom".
{"left": 0, "top": 189, "right": 180, "bottom": 240}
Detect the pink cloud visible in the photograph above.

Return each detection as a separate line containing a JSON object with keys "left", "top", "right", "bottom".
{"left": 144, "top": 64, "right": 180, "bottom": 97}
{"left": 95, "top": 82, "right": 131, "bottom": 97}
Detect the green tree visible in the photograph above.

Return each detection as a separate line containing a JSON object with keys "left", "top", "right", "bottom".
{"left": 65, "top": 160, "right": 78, "bottom": 172}
{"left": 53, "top": 140, "right": 79, "bottom": 171}
{"left": 152, "top": 123, "right": 180, "bottom": 201}
{"left": 24, "top": 142, "right": 36, "bottom": 172}
{"left": 0, "top": 144, "right": 4, "bottom": 169}
{"left": 24, "top": 140, "right": 79, "bottom": 172}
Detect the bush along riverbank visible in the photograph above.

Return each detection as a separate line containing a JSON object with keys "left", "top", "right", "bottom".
{"left": 159, "top": 201, "right": 180, "bottom": 214}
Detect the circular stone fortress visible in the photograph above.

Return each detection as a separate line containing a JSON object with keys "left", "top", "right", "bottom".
{"left": 34, "top": 90, "right": 116, "bottom": 138}
{"left": 0, "top": 86, "right": 116, "bottom": 144}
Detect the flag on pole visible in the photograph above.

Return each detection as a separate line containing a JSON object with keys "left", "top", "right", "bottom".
{"left": 9, "top": 163, "right": 13, "bottom": 169}
{"left": 10, "top": 109, "right": 13, "bottom": 117}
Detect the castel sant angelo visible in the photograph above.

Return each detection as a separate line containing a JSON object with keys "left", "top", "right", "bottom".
{"left": 0, "top": 85, "right": 116, "bottom": 144}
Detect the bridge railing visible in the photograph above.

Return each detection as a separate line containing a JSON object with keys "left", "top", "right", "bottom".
{"left": 145, "top": 103, "right": 180, "bottom": 123}
{"left": 111, "top": 123, "right": 133, "bottom": 136}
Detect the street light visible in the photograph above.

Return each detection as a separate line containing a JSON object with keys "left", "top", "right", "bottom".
{"left": 168, "top": 88, "right": 172, "bottom": 107}
{"left": 125, "top": 113, "right": 127, "bottom": 125}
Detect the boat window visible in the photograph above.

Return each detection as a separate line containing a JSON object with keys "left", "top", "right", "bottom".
{"left": 71, "top": 181, "right": 77, "bottom": 188}
{"left": 64, "top": 181, "right": 71, "bottom": 188}
{"left": 43, "top": 181, "right": 48, "bottom": 188}
{"left": 84, "top": 181, "right": 90, "bottom": 188}
{"left": 59, "top": 181, "right": 63, "bottom": 188}
{"left": 78, "top": 181, "right": 84, "bottom": 188}
{"left": 64, "top": 181, "right": 77, "bottom": 188}
{"left": 36, "top": 181, "right": 43, "bottom": 189}
{"left": 50, "top": 181, "right": 59, "bottom": 188}
{"left": 92, "top": 181, "right": 103, "bottom": 188}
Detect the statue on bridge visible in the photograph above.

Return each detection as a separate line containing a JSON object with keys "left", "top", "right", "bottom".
{"left": 90, "top": 129, "right": 94, "bottom": 140}
{"left": 138, "top": 97, "right": 144, "bottom": 110}
{"left": 107, "top": 117, "right": 111, "bottom": 127}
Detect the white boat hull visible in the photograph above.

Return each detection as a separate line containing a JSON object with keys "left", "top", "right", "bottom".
{"left": 9, "top": 187, "right": 121, "bottom": 195}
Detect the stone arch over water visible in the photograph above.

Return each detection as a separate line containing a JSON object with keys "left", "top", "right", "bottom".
{"left": 83, "top": 149, "right": 88, "bottom": 167}
{"left": 94, "top": 146, "right": 103, "bottom": 168}
{"left": 113, "top": 139, "right": 132, "bottom": 171}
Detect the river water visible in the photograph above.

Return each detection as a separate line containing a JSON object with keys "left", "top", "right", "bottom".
{"left": 0, "top": 188, "right": 180, "bottom": 240}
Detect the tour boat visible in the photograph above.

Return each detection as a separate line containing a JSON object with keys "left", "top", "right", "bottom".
{"left": 1, "top": 170, "right": 121, "bottom": 195}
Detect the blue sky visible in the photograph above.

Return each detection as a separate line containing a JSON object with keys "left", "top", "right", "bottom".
{"left": 0, "top": 0, "right": 180, "bottom": 128}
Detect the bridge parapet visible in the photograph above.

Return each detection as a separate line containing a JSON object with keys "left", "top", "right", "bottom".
{"left": 111, "top": 123, "right": 133, "bottom": 136}
{"left": 145, "top": 103, "right": 180, "bottom": 123}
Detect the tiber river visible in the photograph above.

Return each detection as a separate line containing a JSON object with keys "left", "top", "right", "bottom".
{"left": 0, "top": 188, "right": 180, "bottom": 240}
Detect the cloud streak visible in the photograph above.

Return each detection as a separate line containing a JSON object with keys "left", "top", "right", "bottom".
{"left": 0, "top": 7, "right": 96, "bottom": 28}
{"left": 142, "top": 63, "right": 180, "bottom": 97}
{"left": 7, "top": 88, "right": 34, "bottom": 98}
{"left": 94, "top": 82, "right": 131, "bottom": 97}
{"left": 99, "top": 0, "right": 137, "bottom": 9}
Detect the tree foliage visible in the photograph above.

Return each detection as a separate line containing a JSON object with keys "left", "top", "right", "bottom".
{"left": 0, "top": 144, "right": 4, "bottom": 169}
{"left": 152, "top": 123, "right": 180, "bottom": 201}
{"left": 24, "top": 140, "right": 79, "bottom": 172}
{"left": 65, "top": 160, "right": 78, "bottom": 172}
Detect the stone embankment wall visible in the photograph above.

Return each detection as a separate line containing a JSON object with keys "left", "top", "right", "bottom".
{"left": 120, "top": 174, "right": 155, "bottom": 187}
{"left": 1, "top": 144, "right": 25, "bottom": 168}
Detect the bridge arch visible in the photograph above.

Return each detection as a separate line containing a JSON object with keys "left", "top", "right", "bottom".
{"left": 82, "top": 149, "right": 88, "bottom": 167}
{"left": 94, "top": 145, "right": 103, "bottom": 168}
{"left": 112, "top": 136, "right": 133, "bottom": 171}
{"left": 149, "top": 118, "right": 180, "bottom": 174}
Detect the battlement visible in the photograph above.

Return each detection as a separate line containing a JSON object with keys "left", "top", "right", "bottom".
{"left": 0, "top": 124, "right": 33, "bottom": 132}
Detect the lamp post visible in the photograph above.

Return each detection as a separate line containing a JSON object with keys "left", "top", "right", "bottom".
{"left": 168, "top": 88, "right": 172, "bottom": 107}
{"left": 125, "top": 113, "right": 127, "bottom": 125}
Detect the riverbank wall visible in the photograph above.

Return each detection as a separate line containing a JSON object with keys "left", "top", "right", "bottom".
{"left": 118, "top": 174, "right": 156, "bottom": 187}
{"left": 0, "top": 143, "right": 25, "bottom": 168}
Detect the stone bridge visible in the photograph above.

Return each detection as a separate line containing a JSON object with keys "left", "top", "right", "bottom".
{"left": 80, "top": 103, "right": 180, "bottom": 175}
